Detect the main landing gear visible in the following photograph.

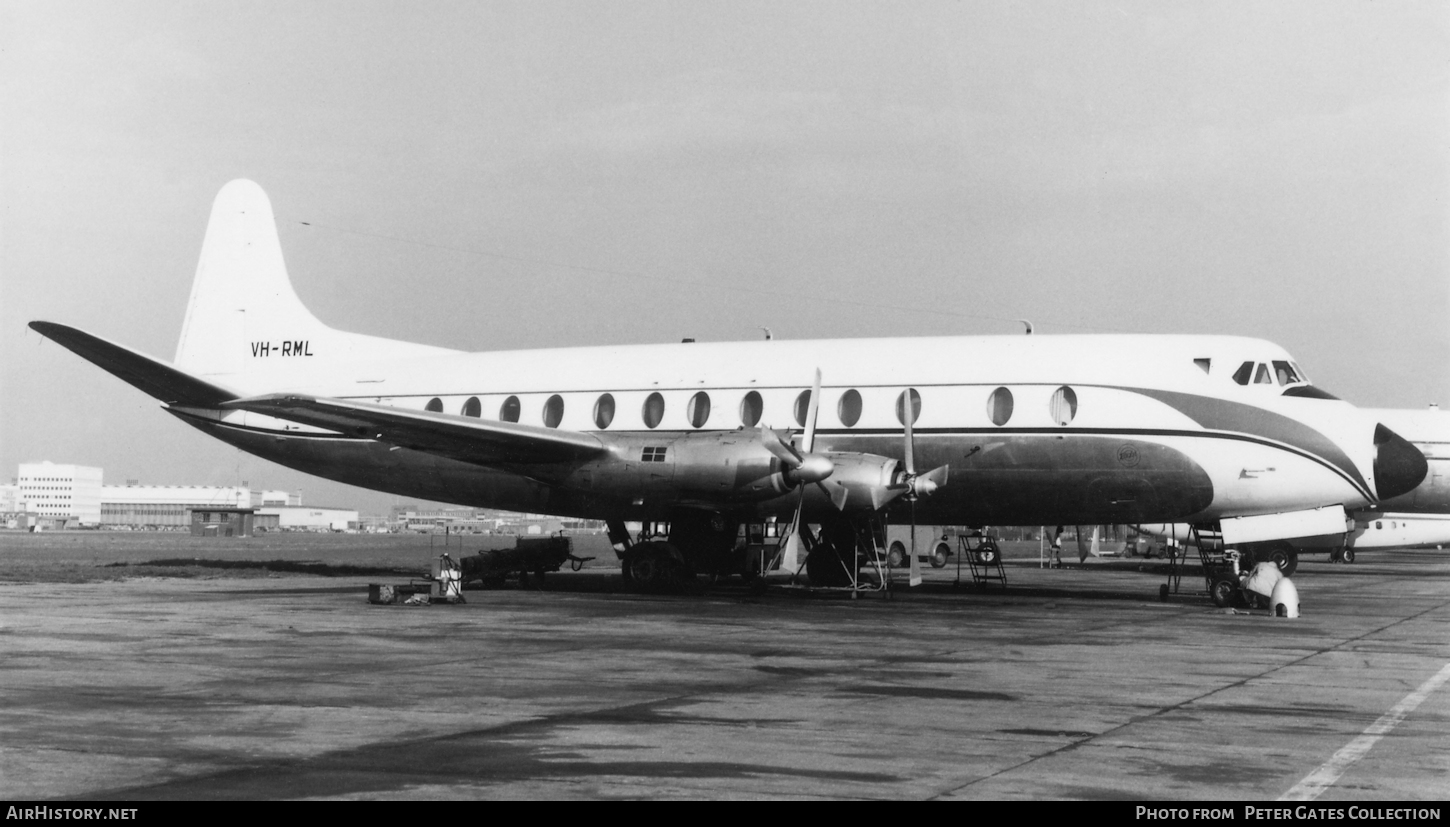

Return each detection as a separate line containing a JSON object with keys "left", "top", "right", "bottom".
{"left": 611, "top": 511, "right": 743, "bottom": 593}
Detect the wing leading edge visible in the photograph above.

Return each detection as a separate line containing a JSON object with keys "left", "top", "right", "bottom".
{"left": 221, "top": 394, "right": 608, "bottom": 466}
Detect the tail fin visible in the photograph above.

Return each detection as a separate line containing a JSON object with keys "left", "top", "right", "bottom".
{"left": 174, "top": 180, "right": 457, "bottom": 391}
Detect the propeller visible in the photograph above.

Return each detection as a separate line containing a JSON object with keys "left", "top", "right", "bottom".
{"left": 771, "top": 369, "right": 829, "bottom": 574}
{"left": 893, "top": 390, "right": 950, "bottom": 588}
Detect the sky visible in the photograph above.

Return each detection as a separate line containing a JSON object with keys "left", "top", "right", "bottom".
{"left": 3, "top": 1, "right": 1448, "bottom": 514}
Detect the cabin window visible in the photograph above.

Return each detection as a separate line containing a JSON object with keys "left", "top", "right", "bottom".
{"left": 500, "top": 396, "right": 521, "bottom": 423}
{"left": 1050, "top": 386, "right": 1077, "bottom": 426}
{"left": 1376, "top": 521, "right": 1383, "bottom": 530}
{"left": 593, "top": 394, "right": 615, "bottom": 429}
{"left": 793, "top": 390, "right": 813, "bottom": 427}
{"left": 740, "top": 391, "right": 763, "bottom": 427}
{"left": 643, "top": 392, "right": 665, "bottom": 429}
{"left": 543, "top": 394, "right": 564, "bottom": 428}
{"left": 1232, "top": 362, "right": 1254, "bottom": 385}
{"left": 987, "top": 387, "right": 1013, "bottom": 426}
{"left": 1272, "top": 360, "right": 1302, "bottom": 385}
{"left": 687, "top": 392, "right": 711, "bottom": 428}
{"left": 461, "top": 397, "right": 481, "bottom": 418}
{"left": 896, "top": 389, "right": 921, "bottom": 426}
{"left": 837, "top": 389, "right": 862, "bottom": 427}
{"left": 425, "top": 397, "right": 443, "bottom": 413}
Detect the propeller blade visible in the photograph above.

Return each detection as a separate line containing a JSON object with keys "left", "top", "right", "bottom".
{"left": 871, "top": 482, "right": 904, "bottom": 511}
{"left": 802, "top": 368, "right": 822, "bottom": 454}
{"left": 911, "top": 463, "right": 951, "bottom": 498}
{"left": 820, "top": 480, "right": 850, "bottom": 511}
{"left": 762, "top": 427, "right": 802, "bottom": 467}
{"left": 903, "top": 402, "right": 916, "bottom": 477}
{"left": 780, "top": 502, "right": 804, "bottom": 573}
{"left": 907, "top": 499, "right": 922, "bottom": 587}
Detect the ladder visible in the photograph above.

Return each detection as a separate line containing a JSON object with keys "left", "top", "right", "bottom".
{"left": 955, "top": 532, "right": 1008, "bottom": 588}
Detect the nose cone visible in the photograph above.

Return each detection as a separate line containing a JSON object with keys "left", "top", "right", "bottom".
{"left": 1373, "top": 424, "right": 1428, "bottom": 501}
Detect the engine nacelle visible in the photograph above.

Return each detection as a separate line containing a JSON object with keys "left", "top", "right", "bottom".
{"left": 811, "top": 453, "right": 905, "bottom": 512}
{"left": 665, "top": 430, "right": 795, "bottom": 502}
{"left": 587, "top": 430, "right": 908, "bottom": 512}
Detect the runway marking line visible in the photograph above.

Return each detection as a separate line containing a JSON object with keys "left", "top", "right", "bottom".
{"left": 1278, "top": 660, "right": 1450, "bottom": 802}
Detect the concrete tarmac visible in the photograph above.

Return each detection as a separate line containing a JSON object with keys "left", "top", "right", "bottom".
{"left": 2, "top": 550, "right": 1448, "bottom": 800}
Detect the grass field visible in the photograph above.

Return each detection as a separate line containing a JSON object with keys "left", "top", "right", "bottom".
{"left": 0, "top": 530, "right": 1061, "bottom": 583}
{"left": 0, "top": 530, "right": 619, "bottom": 583}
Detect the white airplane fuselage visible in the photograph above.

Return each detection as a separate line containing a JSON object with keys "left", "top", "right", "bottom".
{"left": 176, "top": 335, "right": 1403, "bottom": 527}
{"left": 33, "top": 181, "right": 1427, "bottom": 535}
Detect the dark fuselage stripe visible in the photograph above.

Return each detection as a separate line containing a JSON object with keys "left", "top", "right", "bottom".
{"left": 185, "top": 410, "right": 1374, "bottom": 502}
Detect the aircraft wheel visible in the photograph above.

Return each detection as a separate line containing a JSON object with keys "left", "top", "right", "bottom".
{"left": 1210, "top": 577, "right": 1236, "bottom": 608}
{"left": 1265, "top": 542, "right": 1298, "bottom": 576}
{"left": 629, "top": 553, "right": 662, "bottom": 589}
{"left": 887, "top": 541, "right": 906, "bottom": 568}
{"left": 628, "top": 542, "right": 686, "bottom": 592}
{"left": 1342, "top": 548, "right": 1356, "bottom": 564}
{"left": 1158, "top": 583, "right": 1170, "bottom": 602}
{"left": 975, "top": 541, "right": 999, "bottom": 565}
{"left": 930, "top": 542, "right": 951, "bottom": 568}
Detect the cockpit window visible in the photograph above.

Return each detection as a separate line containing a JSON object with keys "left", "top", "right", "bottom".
{"left": 1272, "top": 361, "right": 1302, "bottom": 385}
{"left": 1253, "top": 363, "right": 1273, "bottom": 384}
{"left": 1232, "top": 362, "right": 1253, "bottom": 385}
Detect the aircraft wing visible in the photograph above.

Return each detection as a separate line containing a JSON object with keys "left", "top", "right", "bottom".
{"left": 221, "top": 393, "right": 608, "bottom": 465}
{"left": 29, "top": 321, "right": 236, "bottom": 407}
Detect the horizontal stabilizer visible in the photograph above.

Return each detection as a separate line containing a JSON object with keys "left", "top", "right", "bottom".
{"left": 30, "top": 321, "right": 236, "bottom": 407}
{"left": 222, "top": 393, "right": 607, "bottom": 466}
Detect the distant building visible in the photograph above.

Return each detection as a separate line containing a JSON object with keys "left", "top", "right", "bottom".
{"left": 257, "top": 505, "right": 358, "bottom": 532}
{"left": 257, "top": 490, "right": 301, "bottom": 506}
{"left": 383, "top": 504, "right": 603, "bottom": 534}
{"left": 188, "top": 507, "right": 257, "bottom": 537}
{"left": 17, "top": 462, "right": 102, "bottom": 526}
{"left": 100, "top": 484, "right": 252, "bottom": 528}
{"left": 0, "top": 483, "right": 26, "bottom": 512}
{"left": 8, "top": 464, "right": 323, "bottom": 530}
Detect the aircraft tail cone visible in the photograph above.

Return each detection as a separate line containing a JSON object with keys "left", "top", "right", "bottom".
{"left": 1270, "top": 577, "right": 1300, "bottom": 618}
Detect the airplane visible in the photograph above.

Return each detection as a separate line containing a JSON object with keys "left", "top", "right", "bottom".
{"left": 29, "top": 180, "right": 1429, "bottom": 591}
{"left": 1132, "top": 406, "right": 1450, "bottom": 568}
